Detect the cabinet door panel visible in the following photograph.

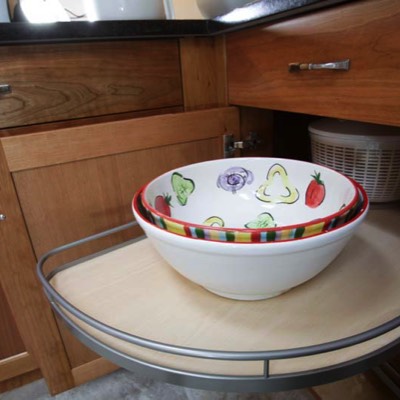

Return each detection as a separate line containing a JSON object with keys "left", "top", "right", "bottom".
{"left": 0, "top": 41, "right": 182, "bottom": 129}
{"left": 15, "top": 137, "right": 220, "bottom": 368}
{"left": 227, "top": 0, "right": 400, "bottom": 126}
{"left": 5, "top": 108, "right": 239, "bottom": 368}
{"left": 12, "top": 137, "right": 223, "bottom": 271}
{"left": 0, "top": 286, "right": 25, "bottom": 360}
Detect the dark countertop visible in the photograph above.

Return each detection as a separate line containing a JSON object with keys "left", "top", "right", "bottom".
{"left": 0, "top": 0, "right": 354, "bottom": 45}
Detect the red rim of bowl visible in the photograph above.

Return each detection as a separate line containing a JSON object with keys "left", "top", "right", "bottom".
{"left": 132, "top": 179, "right": 368, "bottom": 245}
{"left": 140, "top": 173, "right": 360, "bottom": 235}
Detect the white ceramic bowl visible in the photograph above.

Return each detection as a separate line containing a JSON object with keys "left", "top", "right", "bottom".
{"left": 133, "top": 183, "right": 368, "bottom": 301}
{"left": 142, "top": 158, "right": 358, "bottom": 242}
{"left": 196, "top": 0, "right": 251, "bottom": 18}
{"left": 0, "top": 0, "right": 10, "bottom": 22}
{"left": 84, "top": 0, "right": 166, "bottom": 21}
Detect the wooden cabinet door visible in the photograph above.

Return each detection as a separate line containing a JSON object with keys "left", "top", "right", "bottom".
{"left": 0, "top": 143, "right": 74, "bottom": 395}
{"left": 0, "top": 107, "right": 240, "bottom": 384}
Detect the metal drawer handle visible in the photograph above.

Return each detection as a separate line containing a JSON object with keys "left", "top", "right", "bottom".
{"left": 288, "top": 59, "right": 350, "bottom": 72}
{"left": 0, "top": 84, "right": 12, "bottom": 94}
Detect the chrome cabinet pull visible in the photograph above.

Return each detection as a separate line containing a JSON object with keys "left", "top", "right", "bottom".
{"left": 289, "top": 59, "right": 350, "bottom": 72}
{"left": 0, "top": 84, "right": 12, "bottom": 94}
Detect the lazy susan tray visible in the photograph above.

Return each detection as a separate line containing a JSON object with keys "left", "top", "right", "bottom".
{"left": 37, "top": 206, "right": 400, "bottom": 393}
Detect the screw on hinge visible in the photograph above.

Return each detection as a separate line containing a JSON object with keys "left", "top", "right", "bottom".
{"left": 0, "top": 84, "right": 12, "bottom": 95}
{"left": 0, "top": 214, "right": 6, "bottom": 221}
{"left": 224, "top": 132, "right": 262, "bottom": 158}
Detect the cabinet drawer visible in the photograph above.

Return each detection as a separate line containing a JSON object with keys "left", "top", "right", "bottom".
{"left": 0, "top": 41, "right": 183, "bottom": 128}
{"left": 227, "top": 0, "right": 400, "bottom": 126}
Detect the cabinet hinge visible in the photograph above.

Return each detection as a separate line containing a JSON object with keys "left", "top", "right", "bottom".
{"left": 224, "top": 132, "right": 261, "bottom": 158}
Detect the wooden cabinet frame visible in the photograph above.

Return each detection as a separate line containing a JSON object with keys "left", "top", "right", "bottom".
{"left": 0, "top": 0, "right": 399, "bottom": 395}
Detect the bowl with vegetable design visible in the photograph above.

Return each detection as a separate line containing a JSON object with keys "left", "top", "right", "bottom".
{"left": 133, "top": 182, "right": 368, "bottom": 300}
{"left": 141, "top": 158, "right": 359, "bottom": 243}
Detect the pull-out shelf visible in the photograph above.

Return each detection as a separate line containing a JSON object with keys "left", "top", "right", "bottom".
{"left": 37, "top": 206, "right": 400, "bottom": 393}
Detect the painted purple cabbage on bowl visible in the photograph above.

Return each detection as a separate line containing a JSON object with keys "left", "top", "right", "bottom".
{"left": 217, "top": 167, "right": 254, "bottom": 194}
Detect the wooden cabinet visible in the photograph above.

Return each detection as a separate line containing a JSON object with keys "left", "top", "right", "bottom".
{"left": 0, "top": 141, "right": 74, "bottom": 394}
{"left": 0, "top": 38, "right": 185, "bottom": 395}
{"left": 0, "top": 0, "right": 399, "bottom": 396}
{"left": 0, "top": 107, "right": 240, "bottom": 390}
{"left": 0, "top": 37, "right": 188, "bottom": 394}
{"left": 0, "top": 36, "right": 272, "bottom": 394}
{"left": 225, "top": 0, "right": 400, "bottom": 392}
{"left": 226, "top": 0, "right": 400, "bottom": 127}
{"left": 0, "top": 41, "right": 183, "bottom": 128}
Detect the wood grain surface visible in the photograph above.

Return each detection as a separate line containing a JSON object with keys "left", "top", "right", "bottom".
{"left": 227, "top": 0, "right": 400, "bottom": 126}
{"left": 71, "top": 358, "right": 119, "bottom": 387}
{"left": 0, "top": 369, "right": 42, "bottom": 394}
{"left": 2, "top": 107, "right": 239, "bottom": 172}
{"left": 0, "top": 353, "right": 38, "bottom": 382}
{"left": 0, "top": 144, "right": 74, "bottom": 394}
{"left": 180, "top": 36, "right": 228, "bottom": 111}
{"left": 7, "top": 108, "right": 239, "bottom": 369}
{"left": 0, "top": 41, "right": 182, "bottom": 128}
{"left": 0, "top": 285, "right": 25, "bottom": 360}
{"left": 51, "top": 206, "right": 400, "bottom": 377}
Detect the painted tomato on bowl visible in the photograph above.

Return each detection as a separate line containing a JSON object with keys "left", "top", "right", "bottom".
{"left": 305, "top": 172, "right": 325, "bottom": 208}
{"left": 154, "top": 194, "right": 172, "bottom": 217}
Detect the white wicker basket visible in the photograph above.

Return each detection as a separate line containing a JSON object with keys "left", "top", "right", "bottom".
{"left": 309, "top": 118, "right": 400, "bottom": 203}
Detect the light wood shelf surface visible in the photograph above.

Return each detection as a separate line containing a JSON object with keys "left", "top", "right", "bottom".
{"left": 50, "top": 206, "right": 400, "bottom": 377}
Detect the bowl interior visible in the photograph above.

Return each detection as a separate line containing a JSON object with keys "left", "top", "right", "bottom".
{"left": 143, "top": 158, "right": 357, "bottom": 230}
{"left": 134, "top": 179, "right": 368, "bottom": 245}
